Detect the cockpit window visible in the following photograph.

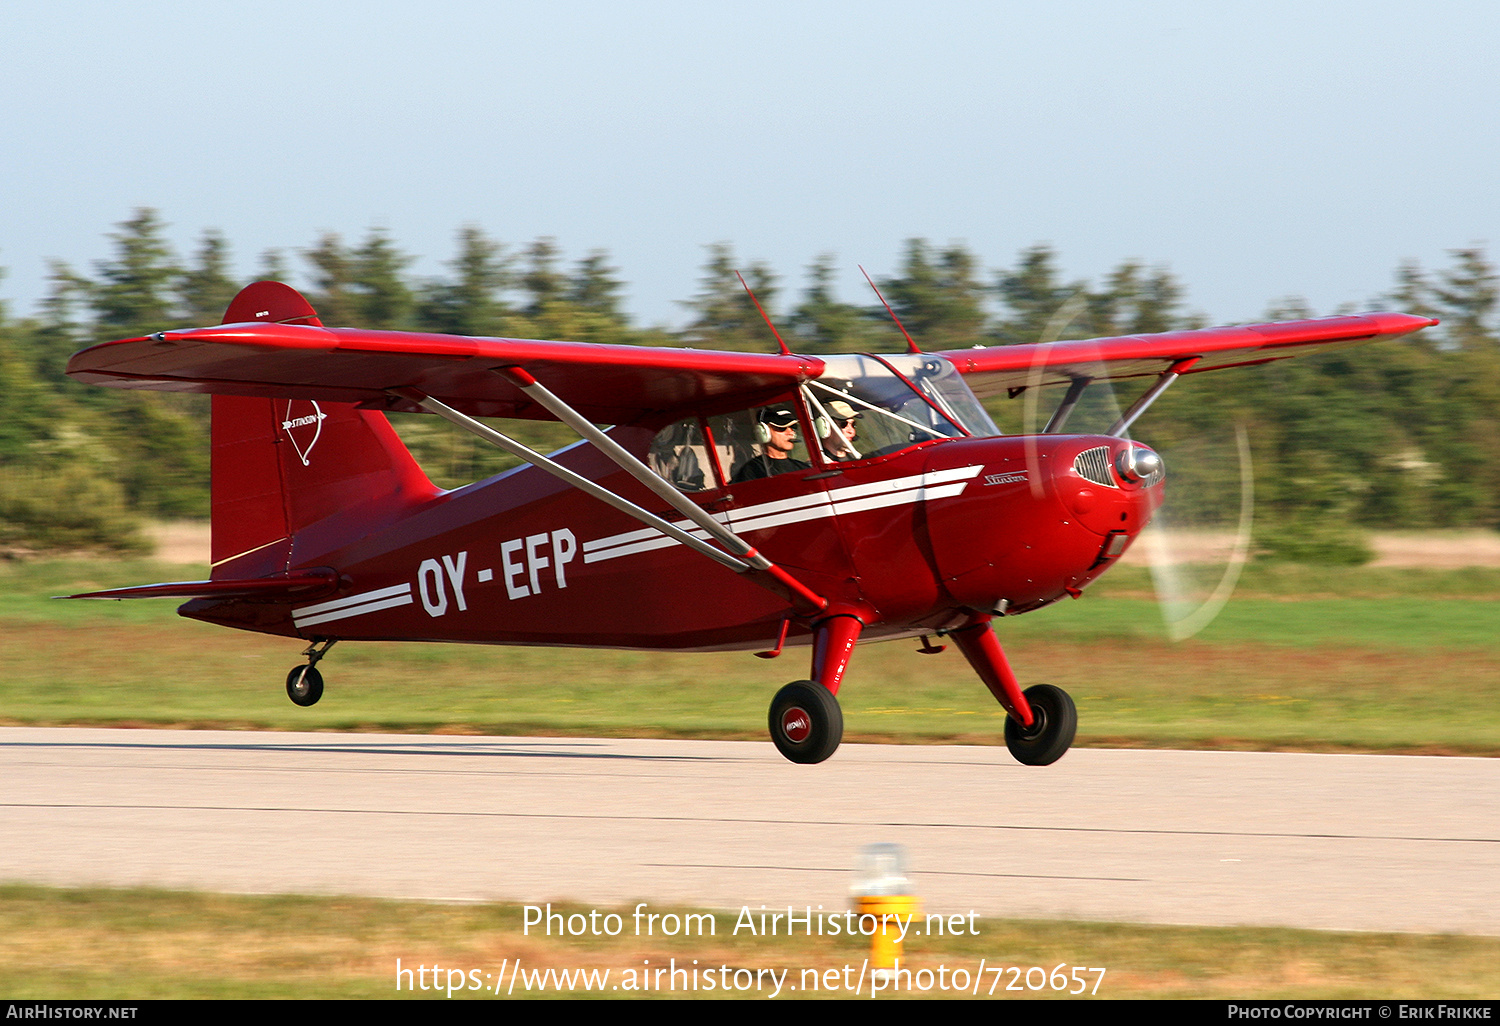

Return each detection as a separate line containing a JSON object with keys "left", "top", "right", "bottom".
{"left": 716, "top": 405, "right": 812, "bottom": 483}
{"left": 647, "top": 417, "right": 712, "bottom": 492}
{"left": 649, "top": 406, "right": 819, "bottom": 490}
{"left": 648, "top": 357, "right": 996, "bottom": 488}
{"left": 806, "top": 354, "right": 997, "bottom": 460}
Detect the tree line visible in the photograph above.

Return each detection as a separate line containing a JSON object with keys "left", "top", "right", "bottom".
{"left": 1, "top": 208, "right": 1496, "bottom": 560}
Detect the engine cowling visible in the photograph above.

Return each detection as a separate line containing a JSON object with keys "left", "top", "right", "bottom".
{"left": 922, "top": 435, "right": 1164, "bottom": 614}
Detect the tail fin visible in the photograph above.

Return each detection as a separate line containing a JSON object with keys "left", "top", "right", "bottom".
{"left": 211, "top": 283, "right": 438, "bottom": 575}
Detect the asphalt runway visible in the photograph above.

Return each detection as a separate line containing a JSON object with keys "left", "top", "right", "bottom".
{"left": 2, "top": 726, "right": 1496, "bottom": 935}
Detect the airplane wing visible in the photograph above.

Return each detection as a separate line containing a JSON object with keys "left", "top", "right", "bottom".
{"left": 66, "top": 321, "right": 825, "bottom": 424}
{"left": 67, "top": 283, "right": 1435, "bottom": 419}
{"left": 936, "top": 312, "right": 1438, "bottom": 398}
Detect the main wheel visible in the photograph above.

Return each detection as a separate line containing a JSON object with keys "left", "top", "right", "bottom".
{"left": 1004, "top": 684, "right": 1076, "bottom": 766}
{"left": 768, "top": 680, "right": 843, "bottom": 764}
{"left": 286, "top": 665, "right": 324, "bottom": 707}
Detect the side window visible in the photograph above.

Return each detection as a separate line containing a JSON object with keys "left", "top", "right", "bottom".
{"left": 804, "top": 390, "right": 865, "bottom": 463}
{"left": 647, "top": 418, "right": 712, "bottom": 492}
{"left": 713, "top": 403, "right": 813, "bottom": 484}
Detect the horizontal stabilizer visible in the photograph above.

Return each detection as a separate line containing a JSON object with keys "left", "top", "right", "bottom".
{"left": 63, "top": 569, "right": 338, "bottom": 602}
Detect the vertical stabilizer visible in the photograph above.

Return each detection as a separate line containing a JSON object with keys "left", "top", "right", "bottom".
{"left": 211, "top": 283, "right": 438, "bottom": 574}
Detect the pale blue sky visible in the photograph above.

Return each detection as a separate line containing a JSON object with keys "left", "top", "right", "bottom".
{"left": 3, "top": 0, "right": 1495, "bottom": 329}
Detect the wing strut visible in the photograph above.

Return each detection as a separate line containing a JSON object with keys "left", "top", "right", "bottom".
{"left": 395, "top": 384, "right": 827, "bottom": 616}
{"left": 1044, "top": 376, "right": 1092, "bottom": 433}
{"left": 1107, "top": 358, "right": 1199, "bottom": 437}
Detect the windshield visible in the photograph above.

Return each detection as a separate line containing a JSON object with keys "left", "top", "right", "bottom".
{"left": 805, "top": 354, "right": 997, "bottom": 460}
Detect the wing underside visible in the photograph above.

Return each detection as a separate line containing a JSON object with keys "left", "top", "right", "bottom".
{"left": 66, "top": 322, "right": 825, "bottom": 425}
{"left": 936, "top": 312, "right": 1438, "bottom": 398}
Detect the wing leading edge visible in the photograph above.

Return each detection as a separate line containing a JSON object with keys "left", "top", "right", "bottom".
{"left": 67, "top": 317, "right": 824, "bottom": 426}
{"left": 936, "top": 312, "right": 1438, "bottom": 399}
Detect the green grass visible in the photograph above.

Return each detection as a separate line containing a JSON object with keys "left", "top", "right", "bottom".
{"left": 2, "top": 558, "right": 1498, "bottom": 754}
{"left": 2, "top": 885, "right": 1496, "bottom": 999}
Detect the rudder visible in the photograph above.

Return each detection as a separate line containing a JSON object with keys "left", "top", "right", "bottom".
{"left": 211, "top": 283, "right": 438, "bottom": 574}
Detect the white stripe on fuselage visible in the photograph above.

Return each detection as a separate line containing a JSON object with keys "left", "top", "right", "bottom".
{"left": 582, "top": 465, "right": 983, "bottom": 565}
{"left": 292, "top": 583, "right": 414, "bottom": 628}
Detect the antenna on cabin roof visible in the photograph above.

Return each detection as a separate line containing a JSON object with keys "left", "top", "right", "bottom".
{"left": 735, "top": 269, "right": 792, "bottom": 356}
{"left": 860, "top": 264, "right": 922, "bottom": 355}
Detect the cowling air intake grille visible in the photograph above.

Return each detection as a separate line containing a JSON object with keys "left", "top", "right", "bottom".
{"left": 1073, "top": 446, "right": 1117, "bottom": 488}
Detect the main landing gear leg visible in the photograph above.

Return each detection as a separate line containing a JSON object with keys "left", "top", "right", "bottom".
{"left": 951, "top": 618, "right": 1076, "bottom": 766}
{"left": 767, "top": 615, "right": 862, "bottom": 765}
{"left": 286, "top": 638, "right": 337, "bottom": 708}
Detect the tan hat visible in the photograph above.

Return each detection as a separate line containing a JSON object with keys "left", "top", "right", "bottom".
{"left": 825, "top": 400, "right": 860, "bottom": 420}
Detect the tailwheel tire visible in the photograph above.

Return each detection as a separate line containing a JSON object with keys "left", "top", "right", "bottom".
{"left": 1004, "top": 684, "right": 1077, "bottom": 766}
{"left": 768, "top": 680, "right": 843, "bottom": 764}
{"left": 286, "top": 666, "right": 324, "bottom": 707}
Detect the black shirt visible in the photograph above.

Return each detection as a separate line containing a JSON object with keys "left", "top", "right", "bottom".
{"left": 732, "top": 454, "right": 811, "bottom": 482}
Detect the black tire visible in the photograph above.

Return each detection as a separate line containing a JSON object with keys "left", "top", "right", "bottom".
{"left": 768, "top": 680, "right": 843, "bottom": 764}
{"left": 1004, "top": 684, "right": 1076, "bottom": 766}
{"left": 286, "top": 665, "right": 324, "bottom": 707}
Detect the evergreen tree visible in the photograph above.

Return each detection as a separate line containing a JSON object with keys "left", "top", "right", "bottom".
{"left": 177, "top": 230, "right": 240, "bottom": 324}
{"left": 1090, "top": 260, "right": 1186, "bottom": 335}
{"left": 88, "top": 208, "right": 180, "bottom": 339}
{"left": 878, "top": 239, "right": 987, "bottom": 349}
{"left": 0, "top": 324, "right": 61, "bottom": 465}
{"left": 1432, "top": 247, "right": 1497, "bottom": 350}
{"left": 556, "top": 250, "right": 636, "bottom": 345}
{"left": 29, "top": 261, "right": 92, "bottom": 382}
{"left": 350, "top": 228, "right": 414, "bottom": 329}
{"left": 993, "top": 244, "right": 1087, "bottom": 345}
{"left": 258, "top": 248, "right": 290, "bottom": 285}
{"left": 303, "top": 232, "right": 356, "bottom": 326}
{"left": 416, "top": 226, "right": 512, "bottom": 337}
{"left": 680, "top": 243, "right": 782, "bottom": 352}
{"left": 567, "top": 251, "right": 626, "bottom": 320}
{"left": 1386, "top": 260, "right": 1440, "bottom": 335}
{"left": 520, "top": 238, "right": 567, "bottom": 318}
{"left": 784, "top": 255, "right": 897, "bottom": 353}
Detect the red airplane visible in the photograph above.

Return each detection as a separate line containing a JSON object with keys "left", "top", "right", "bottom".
{"left": 65, "top": 281, "right": 1436, "bottom": 765}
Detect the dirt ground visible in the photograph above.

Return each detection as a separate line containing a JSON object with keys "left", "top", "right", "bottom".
{"left": 1120, "top": 528, "right": 1500, "bottom": 569}
{"left": 1363, "top": 531, "right": 1500, "bottom": 568}
{"left": 146, "top": 521, "right": 1500, "bottom": 569}
{"left": 145, "top": 521, "right": 211, "bottom": 565}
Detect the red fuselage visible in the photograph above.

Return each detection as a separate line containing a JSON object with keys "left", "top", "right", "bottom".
{"left": 184, "top": 429, "right": 1162, "bottom": 652}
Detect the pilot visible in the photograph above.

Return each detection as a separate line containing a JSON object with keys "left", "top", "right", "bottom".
{"left": 821, "top": 400, "right": 862, "bottom": 461}
{"left": 733, "top": 405, "right": 811, "bottom": 482}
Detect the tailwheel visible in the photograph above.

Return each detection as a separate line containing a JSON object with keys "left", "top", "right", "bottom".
{"left": 768, "top": 680, "right": 843, "bottom": 764}
{"left": 1004, "top": 684, "right": 1077, "bottom": 766}
{"left": 285, "top": 665, "right": 324, "bottom": 707}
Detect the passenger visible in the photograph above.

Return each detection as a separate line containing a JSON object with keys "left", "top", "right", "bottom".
{"left": 821, "top": 400, "right": 862, "bottom": 461}
{"left": 733, "top": 405, "right": 810, "bottom": 482}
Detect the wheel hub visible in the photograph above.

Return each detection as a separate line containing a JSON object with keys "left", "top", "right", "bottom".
{"left": 1016, "top": 705, "right": 1048, "bottom": 740}
{"left": 780, "top": 706, "right": 811, "bottom": 743}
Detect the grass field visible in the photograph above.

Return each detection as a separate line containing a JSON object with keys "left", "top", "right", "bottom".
{"left": 3, "top": 557, "right": 1497, "bottom": 755}
{"left": 2, "top": 886, "right": 1497, "bottom": 1000}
